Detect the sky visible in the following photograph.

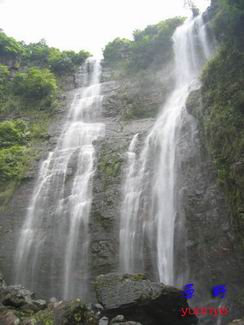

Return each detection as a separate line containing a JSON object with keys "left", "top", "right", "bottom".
{"left": 0, "top": 0, "right": 210, "bottom": 56}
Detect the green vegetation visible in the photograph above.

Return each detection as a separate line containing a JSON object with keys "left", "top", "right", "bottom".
{"left": 103, "top": 17, "right": 185, "bottom": 74}
{"left": 0, "top": 30, "right": 90, "bottom": 208}
{"left": 211, "top": 0, "right": 244, "bottom": 50}
{"left": 0, "top": 119, "right": 32, "bottom": 207}
{"left": 128, "top": 273, "right": 147, "bottom": 281}
{"left": 97, "top": 146, "right": 124, "bottom": 192}
{"left": 0, "top": 31, "right": 90, "bottom": 72}
{"left": 13, "top": 67, "right": 57, "bottom": 107}
{"left": 99, "top": 152, "right": 122, "bottom": 178}
{"left": 0, "top": 31, "right": 24, "bottom": 60}
{"left": 199, "top": 0, "right": 244, "bottom": 228}
{"left": 0, "top": 119, "right": 29, "bottom": 147}
{"left": 0, "top": 145, "right": 29, "bottom": 183}
{"left": 103, "top": 17, "right": 181, "bottom": 120}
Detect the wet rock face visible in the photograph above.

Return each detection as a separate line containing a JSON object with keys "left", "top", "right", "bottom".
{"left": 0, "top": 309, "right": 20, "bottom": 325}
{"left": 0, "top": 281, "right": 97, "bottom": 325}
{"left": 0, "top": 275, "right": 198, "bottom": 325}
{"left": 101, "top": 65, "right": 174, "bottom": 121}
{"left": 95, "top": 273, "right": 198, "bottom": 325}
{"left": 0, "top": 285, "right": 47, "bottom": 312}
{"left": 0, "top": 85, "right": 76, "bottom": 297}
{"left": 88, "top": 66, "right": 158, "bottom": 293}
{"left": 0, "top": 272, "right": 6, "bottom": 288}
{"left": 177, "top": 91, "right": 244, "bottom": 322}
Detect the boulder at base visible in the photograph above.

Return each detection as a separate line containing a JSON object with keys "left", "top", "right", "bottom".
{"left": 228, "top": 319, "right": 244, "bottom": 325}
{"left": 95, "top": 273, "right": 198, "bottom": 325}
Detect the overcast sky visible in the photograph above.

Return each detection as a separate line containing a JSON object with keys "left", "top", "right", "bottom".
{"left": 0, "top": 0, "right": 210, "bottom": 56}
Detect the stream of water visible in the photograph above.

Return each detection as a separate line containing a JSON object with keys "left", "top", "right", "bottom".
{"left": 119, "top": 14, "right": 213, "bottom": 284}
{"left": 15, "top": 59, "right": 105, "bottom": 300}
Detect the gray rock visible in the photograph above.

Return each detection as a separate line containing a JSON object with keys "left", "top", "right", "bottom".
{"left": 33, "top": 299, "right": 47, "bottom": 310}
{"left": 0, "top": 272, "right": 6, "bottom": 288}
{"left": 53, "top": 299, "right": 97, "bottom": 325}
{"left": 0, "top": 309, "right": 20, "bottom": 325}
{"left": 0, "top": 285, "right": 34, "bottom": 308}
{"left": 228, "top": 320, "right": 244, "bottom": 325}
{"left": 109, "top": 314, "right": 142, "bottom": 325}
{"left": 111, "top": 315, "right": 125, "bottom": 323}
{"left": 99, "top": 316, "right": 109, "bottom": 325}
{"left": 49, "top": 297, "right": 58, "bottom": 303}
{"left": 0, "top": 285, "right": 48, "bottom": 314}
{"left": 95, "top": 273, "right": 198, "bottom": 325}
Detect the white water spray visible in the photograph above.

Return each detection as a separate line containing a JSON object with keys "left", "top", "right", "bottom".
{"left": 119, "top": 14, "right": 213, "bottom": 284}
{"left": 15, "top": 59, "right": 105, "bottom": 299}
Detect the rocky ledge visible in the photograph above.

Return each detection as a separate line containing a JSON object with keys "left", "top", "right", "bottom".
{"left": 0, "top": 272, "right": 199, "bottom": 325}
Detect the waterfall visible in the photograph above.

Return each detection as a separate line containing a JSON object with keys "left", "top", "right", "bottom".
{"left": 15, "top": 59, "right": 105, "bottom": 300}
{"left": 119, "top": 14, "right": 213, "bottom": 284}
{"left": 119, "top": 133, "right": 140, "bottom": 273}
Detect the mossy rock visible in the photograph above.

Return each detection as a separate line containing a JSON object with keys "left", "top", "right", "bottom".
{"left": 98, "top": 153, "right": 122, "bottom": 178}
{"left": 54, "top": 300, "right": 97, "bottom": 325}
{"left": 185, "top": 89, "right": 201, "bottom": 118}
{"left": 23, "top": 308, "right": 54, "bottom": 325}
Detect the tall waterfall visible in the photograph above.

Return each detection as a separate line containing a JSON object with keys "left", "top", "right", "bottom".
{"left": 15, "top": 59, "right": 105, "bottom": 299}
{"left": 119, "top": 15, "right": 213, "bottom": 284}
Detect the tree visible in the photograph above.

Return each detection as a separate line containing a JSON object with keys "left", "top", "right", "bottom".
{"left": 13, "top": 67, "right": 57, "bottom": 107}
{"left": 0, "top": 31, "right": 25, "bottom": 59}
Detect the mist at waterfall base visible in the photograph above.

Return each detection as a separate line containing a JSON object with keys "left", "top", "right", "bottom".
{"left": 14, "top": 60, "right": 105, "bottom": 300}
{"left": 119, "top": 14, "right": 213, "bottom": 286}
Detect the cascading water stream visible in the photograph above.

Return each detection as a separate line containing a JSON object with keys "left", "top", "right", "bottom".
{"left": 119, "top": 133, "right": 140, "bottom": 273}
{"left": 15, "top": 59, "right": 105, "bottom": 300}
{"left": 119, "top": 13, "right": 213, "bottom": 284}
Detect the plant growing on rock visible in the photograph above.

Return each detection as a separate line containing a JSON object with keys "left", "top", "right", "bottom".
{"left": 13, "top": 67, "right": 57, "bottom": 108}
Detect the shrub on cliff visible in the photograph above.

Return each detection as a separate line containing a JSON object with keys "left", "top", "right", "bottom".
{"left": 0, "top": 64, "right": 9, "bottom": 82}
{"left": 212, "top": 0, "right": 244, "bottom": 50}
{"left": 48, "top": 49, "right": 90, "bottom": 74}
{"left": 103, "top": 38, "right": 132, "bottom": 67}
{"left": 200, "top": 0, "right": 244, "bottom": 229}
{"left": 22, "top": 40, "right": 90, "bottom": 74}
{"left": 0, "top": 120, "right": 30, "bottom": 148}
{"left": 103, "top": 17, "right": 185, "bottom": 73}
{"left": 0, "top": 145, "right": 29, "bottom": 182}
{"left": 13, "top": 67, "right": 57, "bottom": 107}
{"left": 0, "top": 64, "right": 10, "bottom": 94}
{"left": 0, "top": 31, "right": 24, "bottom": 60}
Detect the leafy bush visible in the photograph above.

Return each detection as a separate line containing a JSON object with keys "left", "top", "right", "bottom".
{"left": 13, "top": 67, "right": 57, "bottom": 106}
{"left": 212, "top": 0, "right": 244, "bottom": 50}
{"left": 0, "top": 64, "right": 9, "bottom": 82}
{"left": 130, "top": 17, "right": 185, "bottom": 69}
{"left": 0, "top": 120, "right": 30, "bottom": 148}
{"left": 0, "top": 145, "right": 29, "bottom": 182}
{"left": 48, "top": 49, "right": 90, "bottom": 75}
{"left": 22, "top": 40, "right": 90, "bottom": 75}
{"left": 103, "top": 38, "right": 132, "bottom": 66}
{"left": 0, "top": 31, "right": 25, "bottom": 59}
{"left": 23, "top": 39, "right": 50, "bottom": 66}
{"left": 0, "top": 64, "right": 9, "bottom": 95}
{"left": 103, "top": 17, "right": 185, "bottom": 72}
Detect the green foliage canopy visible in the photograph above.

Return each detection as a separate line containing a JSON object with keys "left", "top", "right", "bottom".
{"left": 200, "top": 1, "right": 244, "bottom": 224}
{"left": 103, "top": 17, "right": 185, "bottom": 72}
{"left": 0, "top": 31, "right": 25, "bottom": 59}
{"left": 213, "top": 0, "right": 244, "bottom": 49}
{"left": 23, "top": 41, "right": 91, "bottom": 74}
{"left": 0, "top": 145, "right": 29, "bottom": 182}
{"left": 13, "top": 67, "right": 57, "bottom": 105}
{"left": 0, "top": 120, "right": 30, "bottom": 148}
